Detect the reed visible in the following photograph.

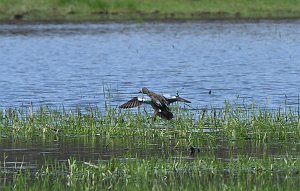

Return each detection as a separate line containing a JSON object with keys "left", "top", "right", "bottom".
{"left": 1, "top": 155, "right": 300, "bottom": 190}
{"left": 0, "top": 99, "right": 299, "bottom": 141}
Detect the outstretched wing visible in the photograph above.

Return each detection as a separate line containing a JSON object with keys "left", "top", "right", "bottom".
{"left": 119, "top": 97, "right": 143, "bottom": 108}
{"left": 167, "top": 96, "right": 191, "bottom": 104}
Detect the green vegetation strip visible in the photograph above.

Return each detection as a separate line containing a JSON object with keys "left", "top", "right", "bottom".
{"left": 1, "top": 156, "right": 300, "bottom": 190}
{"left": 0, "top": 0, "right": 300, "bottom": 22}
{"left": 0, "top": 101, "right": 299, "bottom": 141}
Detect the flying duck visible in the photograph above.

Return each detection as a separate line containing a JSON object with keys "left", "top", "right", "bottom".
{"left": 119, "top": 87, "right": 191, "bottom": 120}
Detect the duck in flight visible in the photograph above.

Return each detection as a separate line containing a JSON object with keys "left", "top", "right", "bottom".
{"left": 119, "top": 87, "right": 191, "bottom": 120}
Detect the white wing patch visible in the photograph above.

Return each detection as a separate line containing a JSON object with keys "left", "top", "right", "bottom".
{"left": 138, "top": 97, "right": 148, "bottom": 102}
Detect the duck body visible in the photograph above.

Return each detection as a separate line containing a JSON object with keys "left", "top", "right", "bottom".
{"left": 141, "top": 88, "right": 173, "bottom": 120}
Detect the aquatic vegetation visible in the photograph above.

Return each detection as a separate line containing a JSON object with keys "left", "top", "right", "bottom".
{"left": 0, "top": 99, "right": 300, "bottom": 190}
{"left": 1, "top": 155, "right": 300, "bottom": 190}
{"left": 0, "top": 99, "right": 299, "bottom": 141}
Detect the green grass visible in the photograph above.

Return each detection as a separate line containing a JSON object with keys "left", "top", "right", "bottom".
{"left": 0, "top": 0, "right": 300, "bottom": 22}
{"left": 1, "top": 99, "right": 299, "bottom": 142}
{"left": 0, "top": 99, "right": 300, "bottom": 190}
{"left": 1, "top": 155, "right": 300, "bottom": 190}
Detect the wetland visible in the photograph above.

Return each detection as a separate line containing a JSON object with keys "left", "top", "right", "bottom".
{"left": 1, "top": 21, "right": 300, "bottom": 190}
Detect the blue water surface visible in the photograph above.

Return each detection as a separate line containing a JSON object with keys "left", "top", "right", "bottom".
{"left": 0, "top": 21, "right": 300, "bottom": 110}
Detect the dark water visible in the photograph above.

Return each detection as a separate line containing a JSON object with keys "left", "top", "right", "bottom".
{"left": 1, "top": 21, "right": 300, "bottom": 174}
{"left": 1, "top": 134, "right": 300, "bottom": 170}
{"left": 0, "top": 21, "right": 300, "bottom": 110}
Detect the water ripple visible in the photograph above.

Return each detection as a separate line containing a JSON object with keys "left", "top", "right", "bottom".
{"left": 0, "top": 21, "right": 300, "bottom": 109}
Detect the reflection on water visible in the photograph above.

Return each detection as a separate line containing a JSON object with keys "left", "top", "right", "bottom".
{"left": 1, "top": 133, "right": 299, "bottom": 170}
{"left": 0, "top": 21, "right": 300, "bottom": 110}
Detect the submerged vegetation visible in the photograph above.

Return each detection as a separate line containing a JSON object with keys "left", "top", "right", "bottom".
{"left": 0, "top": 0, "right": 300, "bottom": 22}
{"left": 1, "top": 99, "right": 300, "bottom": 190}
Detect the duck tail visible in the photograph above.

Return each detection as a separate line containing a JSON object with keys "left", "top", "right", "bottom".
{"left": 157, "top": 109, "right": 173, "bottom": 120}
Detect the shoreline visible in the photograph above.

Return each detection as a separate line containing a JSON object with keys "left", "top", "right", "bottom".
{"left": 1, "top": 0, "right": 300, "bottom": 24}
{"left": 1, "top": 14, "right": 300, "bottom": 24}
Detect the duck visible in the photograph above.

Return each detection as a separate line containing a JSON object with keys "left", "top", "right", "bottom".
{"left": 119, "top": 87, "right": 191, "bottom": 120}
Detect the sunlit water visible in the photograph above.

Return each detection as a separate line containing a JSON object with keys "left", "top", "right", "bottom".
{"left": 0, "top": 21, "right": 300, "bottom": 110}
{"left": 1, "top": 21, "right": 300, "bottom": 173}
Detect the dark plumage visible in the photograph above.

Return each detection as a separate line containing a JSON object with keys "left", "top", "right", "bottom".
{"left": 119, "top": 97, "right": 144, "bottom": 108}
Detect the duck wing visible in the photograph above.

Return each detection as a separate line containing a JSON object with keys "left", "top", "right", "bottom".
{"left": 119, "top": 97, "right": 144, "bottom": 108}
{"left": 167, "top": 96, "right": 191, "bottom": 104}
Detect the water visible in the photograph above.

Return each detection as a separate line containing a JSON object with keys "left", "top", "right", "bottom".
{"left": 0, "top": 21, "right": 300, "bottom": 110}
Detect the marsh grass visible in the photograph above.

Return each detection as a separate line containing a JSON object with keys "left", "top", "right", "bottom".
{"left": 0, "top": 99, "right": 299, "bottom": 142}
{"left": 0, "top": 99, "right": 300, "bottom": 190}
{"left": 0, "top": 0, "right": 300, "bottom": 21}
{"left": 1, "top": 155, "right": 300, "bottom": 190}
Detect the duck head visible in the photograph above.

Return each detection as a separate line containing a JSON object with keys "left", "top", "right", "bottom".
{"left": 139, "top": 87, "right": 150, "bottom": 94}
